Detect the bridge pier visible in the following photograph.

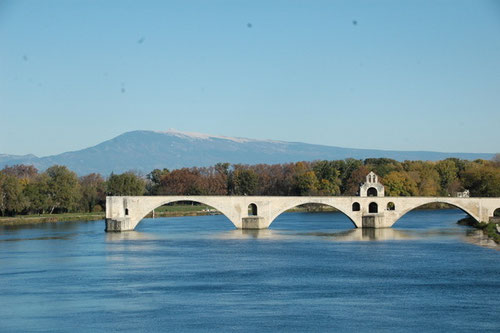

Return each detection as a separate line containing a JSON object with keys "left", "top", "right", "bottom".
{"left": 105, "top": 218, "right": 136, "bottom": 232}
{"left": 241, "top": 216, "right": 268, "bottom": 229}
{"left": 105, "top": 219, "right": 121, "bottom": 232}
{"left": 362, "top": 214, "right": 392, "bottom": 228}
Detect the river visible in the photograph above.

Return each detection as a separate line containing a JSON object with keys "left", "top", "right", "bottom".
{"left": 0, "top": 209, "right": 499, "bottom": 332}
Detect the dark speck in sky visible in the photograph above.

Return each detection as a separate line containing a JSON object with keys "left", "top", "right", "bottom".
{"left": 247, "top": 23, "right": 252, "bottom": 28}
{"left": 137, "top": 37, "right": 145, "bottom": 44}
{"left": 121, "top": 83, "right": 125, "bottom": 93}
{"left": 352, "top": 20, "right": 358, "bottom": 25}
{"left": 22, "top": 55, "right": 28, "bottom": 61}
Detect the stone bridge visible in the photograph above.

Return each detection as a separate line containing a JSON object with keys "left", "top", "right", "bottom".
{"left": 105, "top": 195, "right": 500, "bottom": 232}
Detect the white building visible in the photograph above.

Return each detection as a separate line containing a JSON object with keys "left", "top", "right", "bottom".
{"left": 359, "top": 171, "right": 385, "bottom": 197}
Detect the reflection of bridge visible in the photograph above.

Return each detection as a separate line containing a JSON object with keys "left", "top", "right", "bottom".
{"left": 105, "top": 195, "right": 500, "bottom": 232}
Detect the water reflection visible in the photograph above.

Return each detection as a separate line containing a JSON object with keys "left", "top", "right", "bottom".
{"left": 0, "top": 220, "right": 83, "bottom": 232}
{"left": 215, "top": 227, "right": 413, "bottom": 242}
{"left": 215, "top": 229, "right": 285, "bottom": 240}
{"left": 105, "top": 231, "right": 162, "bottom": 263}
{"left": 329, "top": 228, "right": 413, "bottom": 241}
{"left": 0, "top": 234, "right": 74, "bottom": 242}
{"left": 105, "top": 230, "right": 158, "bottom": 242}
{"left": 463, "top": 230, "right": 500, "bottom": 250}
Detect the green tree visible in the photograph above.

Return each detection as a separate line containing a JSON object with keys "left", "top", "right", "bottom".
{"left": 338, "top": 158, "right": 363, "bottom": 193}
{"left": 230, "top": 168, "right": 258, "bottom": 195}
{"left": 436, "top": 159, "right": 459, "bottom": 195}
{"left": 312, "top": 160, "right": 341, "bottom": 195}
{"left": 364, "top": 158, "right": 402, "bottom": 177}
{"left": 146, "top": 168, "right": 169, "bottom": 195}
{"left": 23, "top": 173, "right": 51, "bottom": 214}
{"left": 45, "top": 165, "right": 81, "bottom": 213}
{"left": 294, "top": 170, "right": 319, "bottom": 195}
{"left": 0, "top": 173, "right": 27, "bottom": 216}
{"left": 80, "top": 173, "right": 106, "bottom": 212}
{"left": 461, "top": 163, "right": 500, "bottom": 197}
{"left": 106, "top": 172, "right": 146, "bottom": 196}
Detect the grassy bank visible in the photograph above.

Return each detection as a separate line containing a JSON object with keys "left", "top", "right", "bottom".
{"left": 0, "top": 212, "right": 106, "bottom": 226}
{"left": 144, "top": 204, "right": 220, "bottom": 218}
{"left": 457, "top": 217, "right": 500, "bottom": 243}
{"left": 0, "top": 204, "right": 219, "bottom": 226}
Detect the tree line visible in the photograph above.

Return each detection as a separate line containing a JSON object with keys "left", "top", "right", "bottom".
{"left": 0, "top": 156, "right": 499, "bottom": 216}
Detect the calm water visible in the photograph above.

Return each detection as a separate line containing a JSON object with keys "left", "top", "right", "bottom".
{"left": 0, "top": 209, "right": 499, "bottom": 332}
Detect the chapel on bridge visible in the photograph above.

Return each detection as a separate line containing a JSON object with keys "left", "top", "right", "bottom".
{"left": 359, "top": 171, "right": 384, "bottom": 197}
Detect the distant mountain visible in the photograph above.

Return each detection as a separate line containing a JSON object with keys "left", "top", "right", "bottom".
{"left": 0, "top": 153, "right": 38, "bottom": 165}
{"left": 0, "top": 130, "right": 494, "bottom": 175}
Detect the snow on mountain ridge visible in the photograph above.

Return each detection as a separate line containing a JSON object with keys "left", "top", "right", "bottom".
{"left": 155, "top": 129, "right": 257, "bottom": 144}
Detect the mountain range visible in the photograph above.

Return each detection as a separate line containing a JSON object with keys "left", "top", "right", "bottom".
{"left": 0, "top": 130, "right": 494, "bottom": 176}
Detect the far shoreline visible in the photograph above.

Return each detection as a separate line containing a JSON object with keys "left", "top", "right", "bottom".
{"left": 0, "top": 204, "right": 475, "bottom": 227}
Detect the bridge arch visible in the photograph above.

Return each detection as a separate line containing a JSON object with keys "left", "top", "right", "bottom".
{"left": 390, "top": 200, "right": 480, "bottom": 227}
{"left": 494, "top": 208, "right": 500, "bottom": 217}
{"left": 132, "top": 198, "right": 238, "bottom": 230}
{"left": 369, "top": 202, "right": 378, "bottom": 213}
{"left": 268, "top": 201, "right": 359, "bottom": 228}
{"left": 248, "top": 203, "right": 258, "bottom": 216}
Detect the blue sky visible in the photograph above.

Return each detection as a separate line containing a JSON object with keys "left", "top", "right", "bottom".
{"left": 1, "top": 0, "right": 499, "bottom": 156}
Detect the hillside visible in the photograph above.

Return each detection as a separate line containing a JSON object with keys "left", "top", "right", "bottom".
{"left": 0, "top": 130, "right": 494, "bottom": 175}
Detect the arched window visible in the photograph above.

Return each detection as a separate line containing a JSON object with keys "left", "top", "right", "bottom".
{"left": 494, "top": 208, "right": 500, "bottom": 217}
{"left": 248, "top": 203, "right": 258, "bottom": 216}
{"left": 352, "top": 202, "right": 360, "bottom": 211}
{"left": 367, "top": 187, "right": 378, "bottom": 197}
{"left": 387, "top": 202, "right": 395, "bottom": 211}
{"left": 125, "top": 208, "right": 129, "bottom": 216}
{"left": 369, "top": 202, "right": 378, "bottom": 213}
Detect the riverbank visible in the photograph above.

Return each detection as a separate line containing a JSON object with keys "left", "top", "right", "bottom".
{"left": 0, "top": 206, "right": 221, "bottom": 226}
{"left": 457, "top": 217, "right": 500, "bottom": 244}
{"left": 0, "top": 203, "right": 338, "bottom": 226}
{"left": 0, "top": 212, "right": 105, "bottom": 226}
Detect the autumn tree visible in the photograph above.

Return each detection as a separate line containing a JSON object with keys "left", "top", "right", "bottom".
{"left": 383, "top": 171, "right": 418, "bottom": 196}
{"left": 403, "top": 161, "right": 440, "bottom": 196}
{"left": 343, "top": 165, "right": 371, "bottom": 195}
{"left": 1, "top": 164, "right": 38, "bottom": 185}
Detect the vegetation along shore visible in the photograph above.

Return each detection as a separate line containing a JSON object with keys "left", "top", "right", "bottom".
{"left": 1, "top": 156, "right": 499, "bottom": 240}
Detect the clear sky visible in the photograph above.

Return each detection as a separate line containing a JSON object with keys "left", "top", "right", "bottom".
{"left": 1, "top": 0, "right": 499, "bottom": 156}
